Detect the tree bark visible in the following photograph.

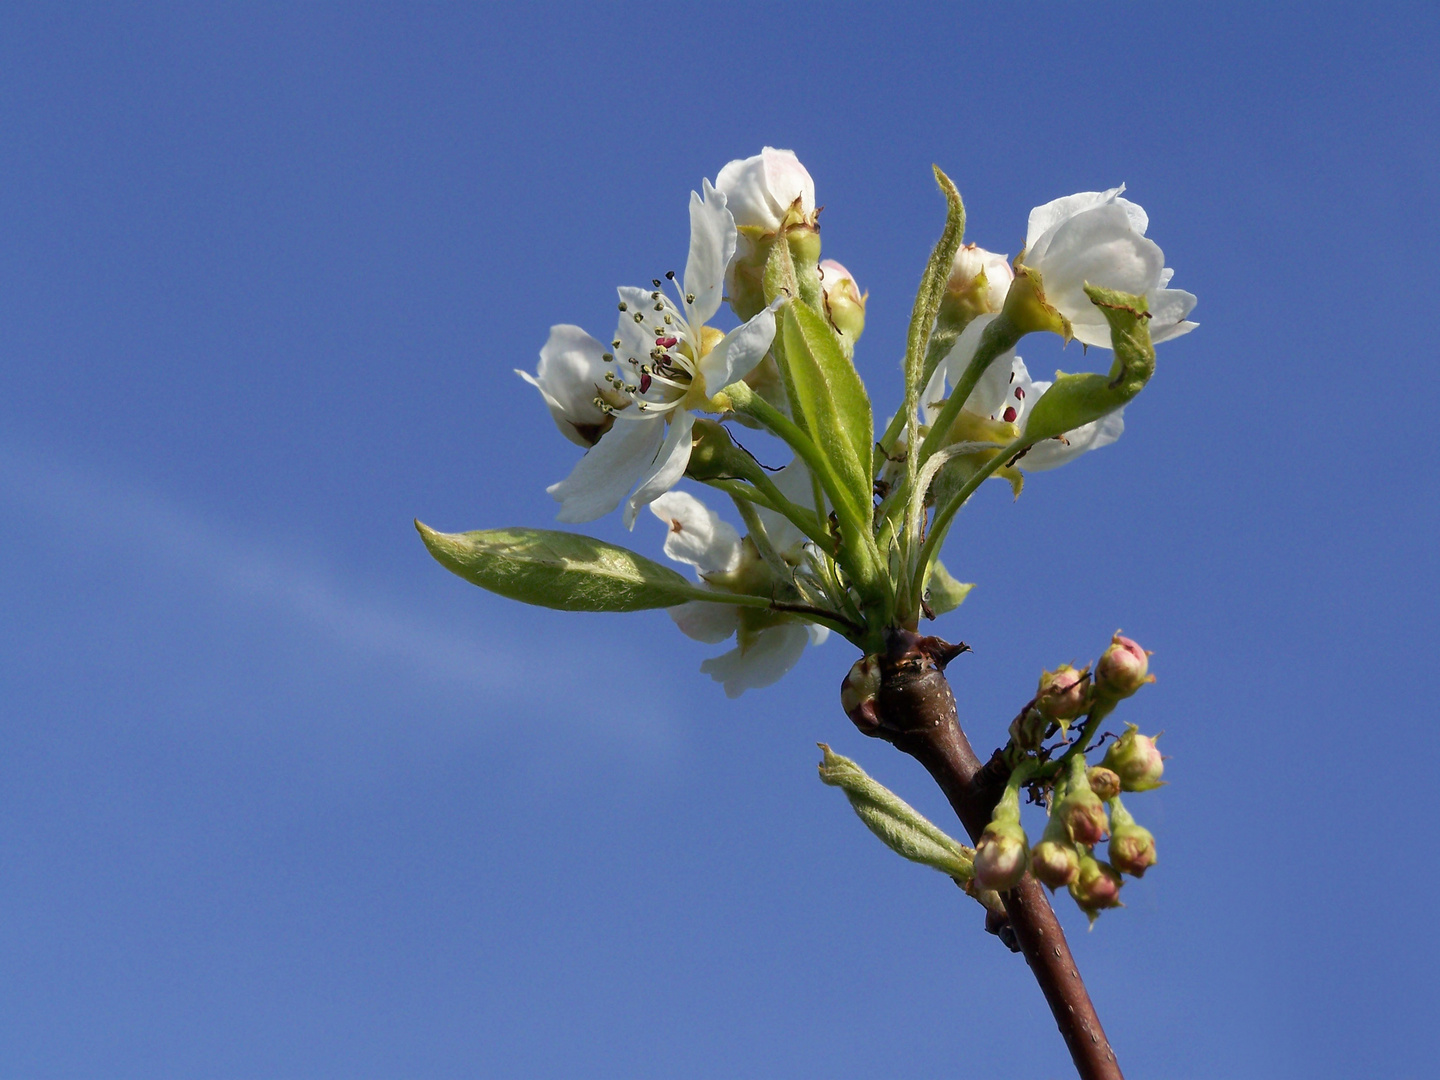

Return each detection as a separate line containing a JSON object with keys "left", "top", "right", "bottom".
{"left": 853, "top": 629, "right": 1123, "bottom": 1080}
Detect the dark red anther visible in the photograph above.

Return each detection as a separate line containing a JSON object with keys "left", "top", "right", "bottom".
{"left": 1015, "top": 387, "right": 1025, "bottom": 399}
{"left": 1003, "top": 406, "right": 1018, "bottom": 422}
{"left": 655, "top": 336, "right": 678, "bottom": 348}
{"left": 638, "top": 372, "right": 652, "bottom": 393}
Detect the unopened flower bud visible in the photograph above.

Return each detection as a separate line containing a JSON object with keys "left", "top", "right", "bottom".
{"left": 1055, "top": 754, "right": 1109, "bottom": 845}
{"left": 1086, "top": 766, "right": 1121, "bottom": 802}
{"left": 974, "top": 819, "right": 1029, "bottom": 891}
{"left": 973, "top": 783, "right": 1029, "bottom": 891}
{"left": 1100, "top": 723, "right": 1166, "bottom": 792}
{"left": 715, "top": 148, "right": 819, "bottom": 320}
{"left": 1107, "top": 797, "right": 1157, "bottom": 878}
{"left": 938, "top": 243, "right": 1013, "bottom": 327}
{"left": 1094, "top": 632, "right": 1154, "bottom": 700}
{"left": 1068, "top": 853, "right": 1124, "bottom": 923}
{"left": 819, "top": 259, "right": 866, "bottom": 343}
{"left": 1035, "top": 663, "right": 1091, "bottom": 724}
{"left": 1031, "top": 815, "right": 1080, "bottom": 889}
{"left": 841, "top": 654, "right": 882, "bottom": 733}
{"left": 1008, "top": 706, "right": 1049, "bottom": 752}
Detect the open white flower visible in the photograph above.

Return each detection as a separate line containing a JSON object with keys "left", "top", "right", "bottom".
{"left": 650, "top": 490, "right": 828, "bottom": 698}
{"left": 1019, "top": 185, "right": 1197, "bottom": 348}
{"left": 546, "top": 181, "right": 778, "bottom": 528}
{"left": 516, "top": 325, "right": 627, "bottom": 447}
{"left": 925, "top": 323, "right": 1123, "bottom": 471}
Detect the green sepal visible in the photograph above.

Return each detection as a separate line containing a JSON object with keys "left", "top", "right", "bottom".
{"left": 778, "top": 300, "right": 874, "bottom": 522}
{"left": 417, "top": 521, "right": 700, "bottom": 612}
{"left": 817, "top": 744, "right": 974, "bottom": 880}
{"left": 923, "top": 559, "right": 974, "bottom": 617}
{"left": 1021, "top": 285, "right": 1156, "bottom": 443}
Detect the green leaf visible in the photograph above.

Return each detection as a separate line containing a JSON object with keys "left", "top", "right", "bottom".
{"left": 1022, "top": 286, "right": 1156, "bottom": 443}
{"left": 923, "top": 560, "right": 974, "bottom": 617}
{"left": 818, "top": 744, "right": 974, "bottom": 880}
{"left": 416, "top": 521, "right": 700, "bottom": 612}
{"left": 779, "top": 300, "right": 874, "bottom": 522}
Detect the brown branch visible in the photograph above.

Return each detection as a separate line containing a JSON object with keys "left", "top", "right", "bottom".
{"left": 852, "top": 628, "right": 1123, "bottom": 1080}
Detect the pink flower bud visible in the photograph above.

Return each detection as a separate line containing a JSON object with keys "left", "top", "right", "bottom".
{"left": 819, "top": 259, "right": 867, "bottom": 343}
{"left": 1086, "top": 766, "right": 1121, "bottom": 802}
{"left": 1100, "top": 723, "right": 1166, "bottom": 792}
{"left": 1069, "top": 854, "right": 1124, "bottom": 922}
{"left": 1031, "top": 838, "right": 1080, "bottom": 889}
{"left": 840, "top": 655, "right": 882, "bottom": 734}
{"left": 1108, "top": 824, "right": 1157, "bottom": 878}
{"left": 1035, "top": 663, "right": 1091, "bottom": 723}
{"left": 1106, "top": 795, "right": 1157, "bottom": 877}
{"left": 1058, "top": 788, "right": 1110, "bottom": 846}
{"left": 1094, "top": 632, "right": 1154, "bottom": 700}
{"left": 973, "top": 819, "right": 1030, "bottom": 891}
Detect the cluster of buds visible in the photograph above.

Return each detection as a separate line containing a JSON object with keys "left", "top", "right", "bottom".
{"left": 1005, "top": 632, "right": 1167, "bottom": 925}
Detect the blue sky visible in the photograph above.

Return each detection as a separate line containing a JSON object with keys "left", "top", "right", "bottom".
{"left": 2, "top": 3, "right": 1436, "bottom": 1077}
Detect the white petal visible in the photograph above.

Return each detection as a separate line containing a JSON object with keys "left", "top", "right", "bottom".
{"left": 699, "top": 623, "right": 811, "bottom": 698}
{"left": 1025, "top": 186, "right": 1126, "bottom": 252}
{"left": 519, "top": 325, "right": 613, "bottom": 446}
{"left": 1146, "top": 288, "right": 1199, "bottom": 343}
{"left": 623, "top": 410, "right": 695, "bottom": 529}
{"left": 1023, "top": 408, "right": 1125, "bottom": 471}
{"left": 548, "top": 415, "right": 663, "bottom": 523}
{"left": 1029, "top": 205, "right": 1165, "bottom": 348}
{"left": 684, "top": 180, "right": 736, "bottom": 328}
{"left": 964, "top": 346, "right": 1021, "bottom": 419}
{"left": 697, "top": 303, "right": 777, "bottom": 392}
{"left": 806, "top": 624, "right": 830, "bottom": 646}
{"left": 614, "top": 285, "right": 665, "bottom": 366}
{"left": 939, "top": 312, "right": 1000, "bottom": 387}
{"left": 668, "top": 600, "right": 741, "bottom": 644}
{"left": 650, "top": 490, "right": 743, "bottom": 575}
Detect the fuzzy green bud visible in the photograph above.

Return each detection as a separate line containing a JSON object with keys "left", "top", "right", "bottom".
{"left": 1100, "top": 723, "right": 1166, "bottom": 792}
{"left": 1008, "top": 706, "right": 1049, "bottom": 752}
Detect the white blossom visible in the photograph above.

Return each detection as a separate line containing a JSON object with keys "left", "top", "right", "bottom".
{"left": 546, "top": 182, "right": 778, "bottom": 528}
{"left": 1020, "top": 185, "right": 1197, "bottom": 347}
{"left": 650, "top": 491, "right": 828, "bottom": 698}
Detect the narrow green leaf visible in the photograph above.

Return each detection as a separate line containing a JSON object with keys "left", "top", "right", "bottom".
{"left": 416, "top": 521, "right": 698, "bottom": 612}
{"left": 818, "top": 744, "right": 974, "bottom": 880}
{"left": 779, "top": 300, "right": 874, "bottom": 521}
{"left": 924, "top": 560, "right": 974, "bottom": 617}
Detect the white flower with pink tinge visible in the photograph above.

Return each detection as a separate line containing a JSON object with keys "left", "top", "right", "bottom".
{"left": 545, "top": 181, "right": 778, "bottom": 528}
{"left": 650, "top": 490, "right": 827, "bottom": 698}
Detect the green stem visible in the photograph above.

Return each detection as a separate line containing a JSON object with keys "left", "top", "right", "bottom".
{"left": 916, "top": 314, "right": 1024, "bottom": 467}
{"left": 911, "top": 435, "right": 1030, "bottom": 604}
